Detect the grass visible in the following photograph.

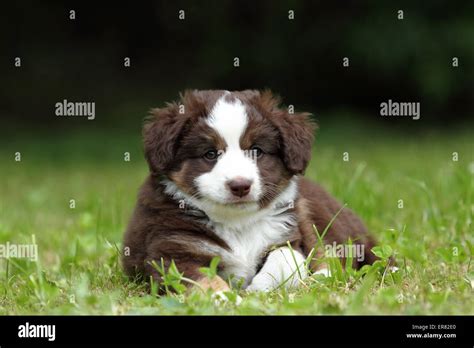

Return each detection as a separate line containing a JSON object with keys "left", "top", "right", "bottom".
{"left": 0, "top": 122, "right": 473, "bottom": 315}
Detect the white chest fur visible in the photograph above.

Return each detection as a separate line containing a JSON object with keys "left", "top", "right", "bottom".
{"left": 162, "top": 176, "right": 299, "bottom": 287}
{"left": 210, "top": 211, "right": 295, "bottom": 286}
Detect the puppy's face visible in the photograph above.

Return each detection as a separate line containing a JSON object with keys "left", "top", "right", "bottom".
{"left": 144, "top": 90, "right": 315, "bottom": 214}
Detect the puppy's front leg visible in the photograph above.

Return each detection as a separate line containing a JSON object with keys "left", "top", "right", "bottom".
{"left": 246, "top": 247, "right": 307, "bottom": 292}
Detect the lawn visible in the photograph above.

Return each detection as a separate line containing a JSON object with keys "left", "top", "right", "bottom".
{"left": 0, "top": 121, "right": 473, "bottom": 315}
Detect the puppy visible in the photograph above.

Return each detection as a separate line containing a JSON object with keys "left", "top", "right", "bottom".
{"left": 122, "top": 90, "right": 377, "bottom": 292}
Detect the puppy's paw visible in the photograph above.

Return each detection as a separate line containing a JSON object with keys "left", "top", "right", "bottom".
{"left": 246, "top": 273, "right": 277, "bottom": 292}
{"left": 196, "top": 275, "right": 230, "bottom": 292}
{"left": 246, "top": 247, "right": 308, "bottom": 292}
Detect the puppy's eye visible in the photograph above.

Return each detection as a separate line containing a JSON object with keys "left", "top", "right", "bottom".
{"left": 203, "top": 149, "right": 219, "bottom": 160}
{"left": 250, "top": 145, "right": 264, "bottom": 158}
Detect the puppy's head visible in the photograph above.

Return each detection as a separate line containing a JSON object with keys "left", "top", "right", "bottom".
{"left": 144, "top": 90, "right": 315, "bottom": 215}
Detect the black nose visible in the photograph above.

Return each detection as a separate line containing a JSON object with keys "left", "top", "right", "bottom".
{"left": 227, "top": 178, "right": 253, "bottom": 198}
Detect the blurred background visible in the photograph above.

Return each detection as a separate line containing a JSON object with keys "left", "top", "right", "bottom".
{"left": 1, "top": 0, "right": 473, "bottom": 139}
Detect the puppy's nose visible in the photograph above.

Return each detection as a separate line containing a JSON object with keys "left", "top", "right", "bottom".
{"left": 227, "top": 177, "right": 253, "bottom": 198}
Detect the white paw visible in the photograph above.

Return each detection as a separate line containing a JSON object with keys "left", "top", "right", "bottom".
{"left": 246, "top": 273, "right": 277, "bottom": 292}
{"left": 246, "top": 247, "right": 308, "bottom": 292}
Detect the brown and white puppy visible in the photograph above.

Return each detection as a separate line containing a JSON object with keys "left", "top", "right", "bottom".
{"left": 122, "top": 90, "right": 377, "bottom": 292}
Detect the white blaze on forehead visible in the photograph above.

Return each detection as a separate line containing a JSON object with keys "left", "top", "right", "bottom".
{"left": 206, "top": 96, "right": 248, "bottom": 149}
{"left": 194, "top": 94, "right": 262, "bottom": 208}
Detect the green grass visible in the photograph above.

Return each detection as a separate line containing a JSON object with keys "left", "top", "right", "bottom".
{"left": 0, "top": 123, "right": 473, "bottom": 315}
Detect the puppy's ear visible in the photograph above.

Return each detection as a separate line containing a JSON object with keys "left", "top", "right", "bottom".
{"left": 143, "top": 103, "right": 188, "bottom": 175}
{"left": 144, "top": 91, "right": 207, "bottom": 174}
{"left": 258, "top": 91, "right": 316, "bottom": 175}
